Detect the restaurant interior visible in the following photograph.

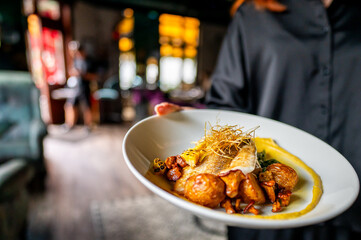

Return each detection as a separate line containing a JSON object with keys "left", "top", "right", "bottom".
{"left": 0, "top": 0, "right": 234, "bottom": 239}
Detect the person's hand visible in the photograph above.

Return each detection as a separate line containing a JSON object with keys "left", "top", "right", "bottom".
{"left": 154, "top": 102, "right": 193, "bottom": 116}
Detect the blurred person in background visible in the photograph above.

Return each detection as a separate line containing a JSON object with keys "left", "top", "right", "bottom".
{"left": 155, "top": 0, "right": 361, "bottom": 239}
{"left": 63, "top": 41, "right": 97, "bottom": 131}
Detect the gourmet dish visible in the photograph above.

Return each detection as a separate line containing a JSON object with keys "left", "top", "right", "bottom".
{"left": 151, "top": 123, "right": 323, "bottom": 217}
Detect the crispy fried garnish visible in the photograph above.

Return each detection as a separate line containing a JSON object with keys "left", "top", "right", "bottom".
{"left": 195, "top": 123, "right": 259, "bottom": 159}
{"left": 260, "top": 181, "right": 277, "bottom": 203}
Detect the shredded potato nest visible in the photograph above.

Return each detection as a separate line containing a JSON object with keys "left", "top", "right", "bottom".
{"left": 195, "top": 123, "right": 259, "bottom": 159}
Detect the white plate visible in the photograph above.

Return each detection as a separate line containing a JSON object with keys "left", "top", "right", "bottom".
{"left": 123, "top": 109, "right": 359, "bottom": 229}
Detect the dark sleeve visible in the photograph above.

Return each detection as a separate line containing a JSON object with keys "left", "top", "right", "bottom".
{"left": 205, "top": 10, "right": 250, "bottom": 112}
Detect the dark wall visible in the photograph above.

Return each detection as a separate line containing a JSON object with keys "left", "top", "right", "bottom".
{"left": 0, "top": 1, "right": 28, "bottom": 71}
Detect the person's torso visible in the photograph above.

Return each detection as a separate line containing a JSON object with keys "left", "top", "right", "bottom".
{"left": 237, "top": 0, "right": 361, "bottom": 230}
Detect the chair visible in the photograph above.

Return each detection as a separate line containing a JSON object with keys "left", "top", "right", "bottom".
{"left": 0, "top": 71, "right": 47, "bottom": 239}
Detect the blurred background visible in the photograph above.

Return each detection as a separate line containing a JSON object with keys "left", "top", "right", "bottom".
{"left": 1, "top": 0, "right": 234, "bottom": 125}
{"left": 0, "top": 0, "right": 235, "bottom": 240}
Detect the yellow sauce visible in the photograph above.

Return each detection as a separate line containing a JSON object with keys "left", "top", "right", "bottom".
{"left": 238, "top": 137, "right": 323, "bottom": 219}
{"left": 146, "top": 137, "right": 323, "bottom": 220}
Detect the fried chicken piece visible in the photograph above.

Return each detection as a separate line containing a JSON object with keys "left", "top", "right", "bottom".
{"left": 238, "top": 173, "right": 266, "bottom": 204}
{"left": 219, "top": 170, "right": 246, "bottom": 198}
{"left": 260, "top": 163, "right": 297, "bottom": 205}
{"left": 258, "top": 171, "right": 276, "bottom": 203}
{"left": 184, "top": 173, "right": 226, "bottom": 208}
{"left": 259, "top": 170, "right": 273, "bottom": 182}
{"left": 259, "top": 171, "right": 277, "bottom": 202}
{"left": 266, "top": 163, "right": 298, "bottom": 191}
{"left": 174, "top": 152, "right": 235, "bottom": 194}
{"left": 174, "top": 143, "right": 257, "bottom": 195}
{"left": 260, "top": 180, "right": 276, "bottom": 202}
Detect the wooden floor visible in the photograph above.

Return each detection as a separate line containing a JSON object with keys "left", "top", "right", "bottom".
{"left": 28, "top": 125, "right": 151, "bottom": 240}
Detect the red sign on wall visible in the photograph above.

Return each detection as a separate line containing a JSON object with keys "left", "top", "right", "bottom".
{"left": 42, "top": 27, "right": 66, "bottom": 85}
